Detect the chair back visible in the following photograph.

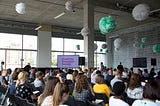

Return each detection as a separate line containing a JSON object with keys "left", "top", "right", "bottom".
{"left": 95, "top": 93, "right": 109, "bottom": 104}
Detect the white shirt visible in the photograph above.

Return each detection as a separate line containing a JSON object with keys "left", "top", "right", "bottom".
{"left": 34, "top": 79, "right": 44, "bottom": 88}
{"left": 109, "top": 96, "right": 129, "bottom": 106}
{"left": 40, "top": 95, "right": 53, "bottom": 106}
{"left": 127, "top": 87, "right": 143, "bottom": 99}
{"left": 132, "top": 100, "right": 159, "bottom": 106}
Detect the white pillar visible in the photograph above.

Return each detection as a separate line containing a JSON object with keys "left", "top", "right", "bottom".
{"left": 106, "top": 36, "right": 113, "bottom": 67}
{"left": 37, "top": 30, "right": 51, "bottom": 67}
{"left": 83, "top": 0, "right": 94, "bottom": 68}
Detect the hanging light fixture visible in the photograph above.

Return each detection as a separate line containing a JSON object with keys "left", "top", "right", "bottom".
{"left": 15, "top": 2, "right": 26, "bottom": 14}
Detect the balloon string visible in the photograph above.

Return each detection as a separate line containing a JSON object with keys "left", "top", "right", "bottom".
{"left": 150, "top": 8, "right": 160, "bottom": 13}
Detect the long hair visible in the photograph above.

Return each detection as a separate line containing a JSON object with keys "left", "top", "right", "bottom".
{"left": 38, "top": 77, "right": 59, "bottom": 106}
{"left": 16, "top": 71, "right": 28, "bottom": 87}
{"left": 52, "top": 82, "right": 69, "bottom": 106}
{"left": 75, "top": 75, "right": 90, "bottom": 93}
{"left": 129, "top": 73, "right": 141, "bottom": 90}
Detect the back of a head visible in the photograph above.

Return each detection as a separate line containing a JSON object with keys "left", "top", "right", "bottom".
{"left": 113, "top": 82, "right": 125, "bottom": 96}
{"left": 115, "top": 69, "right": 122, "bottom": 76}
{"left": 95, "top": 74, "right": 104, "bottom": 84}
{"left": 143, "top": 80, "right": 160, "bottom": 101}
{"left": 53, "top": 82, "right": 69, "bottom": 106}
{"left": 18, "top": 71, "right": 28, "bottom": 82}
{"left": 129, "top": 73, "right": 141, "bottom": 90}
{"left": 36, "top": 71, "right": 43, "bottom": 79}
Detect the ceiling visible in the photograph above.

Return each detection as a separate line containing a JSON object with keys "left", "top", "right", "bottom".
{"left": 0, "top": 0, "right": 160, "bottom": 32}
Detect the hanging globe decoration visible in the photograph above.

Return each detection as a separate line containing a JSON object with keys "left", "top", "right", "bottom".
{"left": 80, "top": 27, "right": 90, "bottom": 37}
{"left": 101, "top": 43, "right": 107, "bottom": 49}
{"left": 99, "top": 16, "right": 116, "bottom": 35}
{"left": 114, "top": 38, "right": 122, "bottom": 51}
{"left": 141, "top": 37, "right": 147, "bottom": 43}
{"left": 140, "top": 43, "right": 145, "bottom": 48}
{"left": 100, "top": 49, "right": 103, "bottom": 52}
{"left": 152, "top": 45, "right": 160, "bottom": 53}
{"left": 76, "top": 44, "right": 80, "bottom": 50}
{"left": 94, "top": 43, "right": 98, "bottom": 51}
{"left": 105, "top": 48, "right": 109, "bottom": 54}
{"left": 65, "top": 1, "right": 73, "bottom": 11}
{"left": 15, "top": 2, "right": 26, "bottom": 14}
{"left": 132, "top": 4, "right": 150, "bottom": 21}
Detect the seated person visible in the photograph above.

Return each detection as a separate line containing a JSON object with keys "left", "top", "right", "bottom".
{"left": 34, "top": 71, "right": 44, "bottom": 89}
{"left": 74, "top": 74, "right": 95, "bottom": 103}
{"left": 127, "top": 73, "right": 143, "bottom": 99}
{"left": 16, "top": 71, "right": 36, "bottom": 102}
{"left": 109, "top": 82, "right": 129, "bottom": 106}
{"left": 93, "top": 74, "right": 111, "bottom": 106}
{"left": 132, "top": 80, "right": 160, "bottom": 106}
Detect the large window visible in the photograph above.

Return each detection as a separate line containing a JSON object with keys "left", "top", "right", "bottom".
{"left": 51, "top": 37, "right": 106, "bottom": 68}
{"left": 0, "top": 33, "right": 37, "bottom": 70}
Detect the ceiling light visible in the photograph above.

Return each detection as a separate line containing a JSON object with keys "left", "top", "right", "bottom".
{"left": 54, "top": 12, "right": 66, "bottom": 19}
{"left": 35, "top": 25, "right": 42, "bottom": 30}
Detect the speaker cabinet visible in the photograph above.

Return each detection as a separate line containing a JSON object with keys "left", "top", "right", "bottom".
{"left": 79, "top": 57, "right": 85, "bottom": 65}
{"left": 151, "top": 58, "right": 156, "bottom": 66}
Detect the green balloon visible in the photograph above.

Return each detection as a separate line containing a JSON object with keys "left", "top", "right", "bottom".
{"left": 100, "top": 49, "right": 103, "bottom": 52}
{"left": 99, "top": 16, "right": 116, "bottom": 35}
{"left": 152, "top": 45, "right": 160, "bottom": 53}
{"left": 140, "top": 44, "right": 145, "bottom": 48}
{"left": 141, "top": 37, "right": 147, "bottom": 43}
{"left": 76, "top": 45, "right": 80, "bottom": 50}
{"left": 105, "top": 49, "right": 109, "bottom": 54}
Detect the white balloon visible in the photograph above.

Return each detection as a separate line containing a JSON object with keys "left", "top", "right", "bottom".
{"left": 15, "top": 2, "right": 26, "bottom": 14}
{"left": 94, "top": 43, "right": 98, "bottom": 51}
{"left": 81, "top": 27, "right": 90, "bottom": 37}
{"left": 114, "top": 38, "right": 122, "bottom": 49}
{"left": 132, "top": 4, "right": 150, "bottom": 21}
{"left": 65, "top": 1, "right": 73, "bottom": 11}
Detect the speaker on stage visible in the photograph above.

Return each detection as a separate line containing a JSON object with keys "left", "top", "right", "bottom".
{"left": 79, "top": 57, "right": 85, "bottom": 65}
{"left": 151, "top": 58, "right": 156, "bottom": 66}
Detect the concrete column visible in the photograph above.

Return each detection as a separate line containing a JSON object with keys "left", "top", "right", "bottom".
{"left": 106, "top": 36, "right": 113, "bottom": 67}
{"left": 83, "top": 0, "right": 94, "bottom": 68}
{"left": 37, "top": 30, "right": 51, "bottom": 67}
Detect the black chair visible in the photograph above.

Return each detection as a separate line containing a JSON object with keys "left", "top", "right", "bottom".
{"left": 65, "top": 95, "right": 77, "bottom": 106}
{"left": 94, "top": 93, "right": 109, "bottom": 104}
{"left": 0, "top": 86, "right": 9, "bottom": 105}
{"left": 75, "top": 100, "right": 88, "bottom": 106}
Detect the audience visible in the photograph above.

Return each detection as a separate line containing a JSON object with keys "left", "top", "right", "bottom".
{"left": 109, "top": 81, "right": 129, "bottom": 106}
{"left": 38, "top": 77, "right": 59, "bottom": 106}
{"left": 132, "top": 80, "right": 160, "bottom": 106}
{"left": 52, "top": 82, "right": 69, "bottom": 106}
{"left": 127, "top": 73, "right": 143, "bottom": 99}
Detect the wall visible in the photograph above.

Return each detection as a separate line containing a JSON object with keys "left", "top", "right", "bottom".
{"left": 110, "top": 22, "right": 160, "bottom": 71}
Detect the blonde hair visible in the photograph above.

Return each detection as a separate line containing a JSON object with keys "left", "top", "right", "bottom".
{"left": 52, "top": 82, "right": 69, "bottom": 106}
{"left": 16, "top": 71, "right": 28, "bottom": 87}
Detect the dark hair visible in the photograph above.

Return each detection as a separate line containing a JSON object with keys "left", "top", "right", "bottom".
{"left": 7, "top": 68, "right": 12, "bottom": 74}
{"left": 113, "top": 82, "right": 125, "bottom": 96}
{"left": 143, "top": 80, "right": 160, "bottom": 101}
{"left": 36, "top": 71, "right": 43, "bottom": 78}
{"left": 96, "top": 70, "right": 101, "bottom": 75}
{"left": 38, "top": 77, "right": 59, "bottom": 106}
{"left": 144, "top": 69, "right": 148, "bottom": 73}
{"left": 129, "top": 73, "right": 141, "bottom": 90}
{"left": 11, "top": 71, "right": 19, "bottom": 80}
{"left": 95, "top": 75, "right": 104, "bottom": 84}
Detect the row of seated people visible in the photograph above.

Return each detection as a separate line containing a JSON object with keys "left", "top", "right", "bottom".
{"left": 0, "top": 67, "right": 160, "bottom": 106}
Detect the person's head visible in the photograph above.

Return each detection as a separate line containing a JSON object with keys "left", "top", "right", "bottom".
{"left": 108, "top": 69, "right": 113, "bottom": 75}
{"left": 96, "top": 70, "right": 101, "bottom": 75}
{"left": 75, "top": 75, "right": 89, "bottom": 93}
{"left": 1, "top": 61, "right": 4, "bottom": 65}
{"left": 144, "top": 69, "right": 148, "bottom": 73}
{"left": 150, "top": 68, "right": 155, "bottom": 73}
{"left": 7, "top": 68, "right": 12, "bottom": 75}
{"left": 11, "top": 71, "right": 19, "bottom": 81}
{"left": 95, "top": 74, "right": 105, "bottom": 84}
{"left": 38, "top": 77, "right": 59, "bottom": 106}
{"left": 115, "top": 69, "right": 122, "bottom": 78}
{"left": 36, "top": 71, "right": 44, "bottom": 80}
{"left": 52, "top": 82, "right": 69, "bottom": 106}
{"left": 129, "top": 73, "right": 141, "bottom": 90}
{"left": 113, "top": 82, "right": 126, "bottom": 96}
{"left": 137, "top": 69, "right": 142, "bottom": 76}
{"left": 1, "top": 70, "right": 8, "bottom": 76}
{"left": 143, "top": 80, "right": 160, "bottom": 101}
{"left": 17, "top": 71, "right": 28, "bottom": 84}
